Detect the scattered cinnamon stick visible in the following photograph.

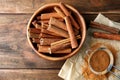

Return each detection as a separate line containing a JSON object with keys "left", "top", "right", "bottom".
{"left": 47, "top": 24, "right": 69, "bottom": 38}
{"left": 59, "top": 2, "right": 80, "bottom": 30}
{"left": 28, "top": 28, "right": 41, "bottom": 34}
{"left": 49, "top": 17, "right": 67, "bottom": 31}
{"left": 40, "top": 12, "right": 62, "bottom": 20}
{"left": 93, "top": 32, "right": 120, "bottom": 41}
{"left": 54, "top": 7, "right": 65, "bottom": 18}
{"left": 40, "top": 38, "right": 62, "bottom": 45}
{"left": 65, "top": 16, "right": 78, "bottom": 48}
{"left": 90, "top": 21, "right": 120, "bottom": 34}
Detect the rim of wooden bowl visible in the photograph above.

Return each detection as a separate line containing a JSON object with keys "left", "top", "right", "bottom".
{"left": 27, "top": 3, "right": 86, "bottom": 61}
{"left": 88, "top": 45, "right": 114, "bottom": 75}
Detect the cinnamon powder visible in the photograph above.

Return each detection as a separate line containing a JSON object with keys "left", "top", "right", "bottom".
{"left": 82, "top": 43, "right": 117, "bottom": 80}
{"left": 90, "top": 50, "right": 110, "bottom": 72}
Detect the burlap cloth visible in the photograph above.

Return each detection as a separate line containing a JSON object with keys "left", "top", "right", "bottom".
{"left": 58, "top": 13, "right": 120, "bottom": 80}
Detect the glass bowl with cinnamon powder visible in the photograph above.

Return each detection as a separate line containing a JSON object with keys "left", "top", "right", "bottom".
{"left": 88, "top": 46, "right": 114, "bottom": 75}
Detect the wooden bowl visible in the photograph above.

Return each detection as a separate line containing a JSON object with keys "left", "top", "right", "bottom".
{"left": 27, "top": 3, "right": 86, "bottom": 61}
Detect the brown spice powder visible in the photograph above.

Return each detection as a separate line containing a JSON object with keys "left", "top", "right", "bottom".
{"left": 90, "top": 50, "right": 110, "bottom": 72}
{"left": 82, "top": 43, "right": 117, "bottom": 80}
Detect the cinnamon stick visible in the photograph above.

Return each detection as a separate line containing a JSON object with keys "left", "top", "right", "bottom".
{"left": 32, "top": 20, "right": 37, "bottom": 26}
{"left": 90, "top": 21, "right": 120, "bottom": 34}
{"left": 47, "top": 24, "right": 69, "bottom": 38}
{"left": 51, "top": 42, "right": 71, "bottom": 52}
{"left": 41, "top": 23, "right": 49, "bottom": 29}
{"left": 74, "top": 28, "right": 79, "bottom": 35}
{"left": 38, "top": 45, "right": 71, "bottom": 54}
{"left": 93, "top": 32, "right": 120, "bottom": 41}
{"left": 32, "top": 21, "right": 41, "bottom": 29}
{"left": 65, "top": 16, "right": 78, "bottom": 48}
{"left": 50, "top": 48, "right": 71, "bottom": 54}
{"left": 40, "top": 38, "right": 62, "bottom": 45}
{"left": 41, "top": 28, "right": 61, "bottom": 37}
{"left": 40, "top": 33, "right": 62, "bottom": 38}
{"left": 29, "top": 33, "right": 40, "bottom": 38}
{"left": 38, "top": 20, "right": 49, "bottom": 24}
{"left": 40, "top": 12, "right": 62, "bottom": 20}
{"left": 38, "top": 46, "right": 51, "bottom": 53}
{"left": 37, "top": 18, "right": 64, "bottom": 24}
{"left": 28, "top": 28, "right": 41, "bottom": 34}
{"left": 49, "top": 17, "right": 67, "bottom": 31}
{"left": 32, "top": 38, "right": 40, "bottom": 43}
{"left": 59, "top": 2, "right": 80, "bottom": 30}
{"left": 51, "top": 35, "right": 81, "bottom": 46}
{"left": 54, "top": 7, "right": 65, "bottom": 18}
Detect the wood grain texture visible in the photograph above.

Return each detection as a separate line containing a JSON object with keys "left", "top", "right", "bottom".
{"left": 0, "top": 0, "right": 119, "bottom": 79}
{"left": 0, "top": 69, "right": 62, "bottom": 80}
{"left": 0, "top": 0, "right": 119, "bottom": 14}
{"left": 0, "top": 14, "right": 65, "bottom": 68}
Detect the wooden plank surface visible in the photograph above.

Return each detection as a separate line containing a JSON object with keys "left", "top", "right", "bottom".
{"left": 0, "top": 0, "right": 119, "bottom": 14}
{"left": 0, "top": 14, "right": 65, "bottom": 69}
{"left": 0, "top": 0, "right": 119, "bottom": 79}
{"left": 0, "top": 69, "right": 62, "bottom": 80}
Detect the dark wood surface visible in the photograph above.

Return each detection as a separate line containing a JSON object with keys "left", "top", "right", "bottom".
{"left": 0, "top": 0, "right": 119, "bottom": 80}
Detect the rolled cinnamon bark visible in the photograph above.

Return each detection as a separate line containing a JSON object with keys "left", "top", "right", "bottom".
{"left": 32, "top": 20, "right": 37, "bottom": 26}
{"left": 54, "top": 7, "right": 65, "bottom": 18}
{"left": 40, "top": 12, "right": 62, "bottom": 20}
{"left": 65, "top": 16, "right": 78, "bottom": 48}
{"left": 32, "top": 21, "right": 41, "bottom": 29}
{"left": 90, "top": 21, "right": 120, "bottom": 34}
{"left": 59, "top": 2, "right": 80, "bottom": 30}
{"left": 51, "top": 35, "right": 81, "bottom": 46}
{"left": 49, "top": 17, "right": 67, "bottom": 31}
{"left": 47, "top": 24, "right": 69, "bottom": 38}
{"left": 37, "top": 20, "right": 49, "bottom": 24}
{"left": 40, "top": 33, "right": 62, "bottom": 38}
{"left": 41, "top": 22, "right": 49, "bottom": 29}
{"left": 93, "top": 32, "right": 120, "bottom": 41}
{"left": 28, "top": 28, "right": 41, "bottom": 34}
{"left": 51, "top": 48, "right": 71, "bottom": 54}
{"left": 32, "top": 38, "right": 40, "bottom": 43}
{"left": 38, "top": 46, "right": 51, "bottom": 53}
{"left": 74, "top": 28, "right": 79, "bottom": 35}
{"left": 29, "top": 33, "right": 40, "bottom": 38}
{"left": 40, "top": 38, "right": 62, "bottom": 45}
{"left": 41, "top": 28, "right": 61, "bottom": 37}
{"left": 38, "top": 45, "right": 71, "bottom": 54}
{"left": 51, "top": 42, "right": 71, "bottom": 52}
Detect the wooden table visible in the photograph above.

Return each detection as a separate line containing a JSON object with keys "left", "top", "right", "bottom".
{"left": 0, "top": 0, "right": 119, "bottom": 80}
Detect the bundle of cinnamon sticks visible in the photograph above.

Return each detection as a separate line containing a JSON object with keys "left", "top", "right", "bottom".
{"left": 90, "top": 21, "right": 120, "bottom": 41}
{"left": 28, "top": 3, "right": 81, "bottom": 54}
